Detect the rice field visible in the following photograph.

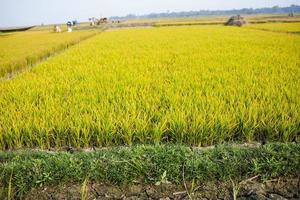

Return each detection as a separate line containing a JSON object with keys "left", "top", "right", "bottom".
{"left": 0, "top": 26, "right": 299, "bottom": 150}
{"left": 246, "top": 22, "right": 300, "bottom": 33}
{"left": 154, "top": 21, "right": 225, "bottom": 27}
{"left": 0, "top": 30, "right": 96, "bottom": 77}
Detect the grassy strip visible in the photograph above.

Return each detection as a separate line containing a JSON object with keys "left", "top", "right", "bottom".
{"left": 0, "top": 143, "right": 299, "bottom": 199}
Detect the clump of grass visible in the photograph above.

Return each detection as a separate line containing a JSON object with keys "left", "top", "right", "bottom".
{"left": 80, "top": 177, "right": 89, "bottom": 200}
{"left": 0, "top": 143, "right": 299, "bottom": 199}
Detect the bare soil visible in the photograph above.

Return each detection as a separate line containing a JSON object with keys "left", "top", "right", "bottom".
{"left": 25, "top": 178, "right": 299, "bottom": 200}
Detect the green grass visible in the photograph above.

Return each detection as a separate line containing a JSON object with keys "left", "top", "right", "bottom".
{"left": 0, "top": 143, "right": 299, "bottom": 199}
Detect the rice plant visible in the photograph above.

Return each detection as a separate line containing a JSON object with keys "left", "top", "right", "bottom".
{"left": 0, "top": 30, "right": 97, "bottom": 77}
{"left": 0, "top": 26, "right": 299, "bottom": 149}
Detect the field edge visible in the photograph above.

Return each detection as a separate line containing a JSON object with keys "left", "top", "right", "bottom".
{"left": 0, "top": 143, "right": 299, "bottom": 199}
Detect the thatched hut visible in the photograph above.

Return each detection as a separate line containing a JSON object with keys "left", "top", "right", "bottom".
{"left": 225, "top": 15, "right": 246, "bottom": 27}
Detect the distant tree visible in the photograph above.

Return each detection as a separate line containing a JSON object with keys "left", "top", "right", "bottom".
{"left": 111, "top": 5, "right": 300, "bottom": 20}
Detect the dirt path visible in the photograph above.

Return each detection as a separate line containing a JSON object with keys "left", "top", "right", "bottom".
{"left": 26, "top": 178, "right": 299, "bottom": 200}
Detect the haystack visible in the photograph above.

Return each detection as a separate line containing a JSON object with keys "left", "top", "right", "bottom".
{"left": 225, "top": 15, "right": 246, "bottom": 27}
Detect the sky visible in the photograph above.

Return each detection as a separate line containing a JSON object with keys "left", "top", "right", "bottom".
{"left": 0, "top": 0, "right": 300, "bottom": 27}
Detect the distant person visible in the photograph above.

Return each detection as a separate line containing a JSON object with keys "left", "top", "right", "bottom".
{"left": 89, "top": 18, "right": 95, "bottom": 26}
{"left": 67, "top": 21, "right": 72, "bottom": 32}
{"left": 72, "top": 20, "right": 77, "bottom": 27}
{"left": 54, "top": 25, "right": 61, "bottom": 33}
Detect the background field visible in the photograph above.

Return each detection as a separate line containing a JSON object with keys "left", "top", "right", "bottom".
{"left": 151, "top": 15, "right": 300, "bottom": 27}
{"left": 0, "top": 30, "right": 96, "bottom": 77}
{"left": 0, "top": 26, "right": 299, "bottom": 150}
{"left": 245, "top": 22, "right": 300, "bottom": 33}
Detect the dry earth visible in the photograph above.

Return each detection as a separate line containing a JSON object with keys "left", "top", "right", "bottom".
{"left": 26, "top": 178, "right": 299, "bottom": 200}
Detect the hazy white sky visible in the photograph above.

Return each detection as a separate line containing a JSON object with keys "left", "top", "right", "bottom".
{"left": 0, "top": 0, "right": 299, "bottom": 27}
